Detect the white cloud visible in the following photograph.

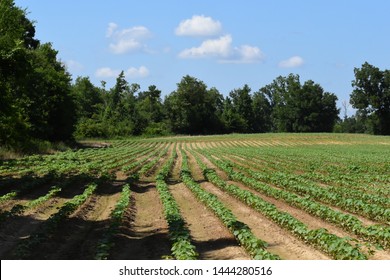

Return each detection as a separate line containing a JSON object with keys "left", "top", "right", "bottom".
{"left": 125, "top": 66, "right": 149, "bottom": 78}
{"left": 95, "top": 66, "right": 149, "bottom": 79}
{"left": 278, "top": 56, "right": 304, "bottom": 68}
{"left": 179, "top": 35, "right": 264, "bottom": 63}
{"left": 179, "top": 35, "right": 232, "bottom": 58}
{"left": 221, "top": 45, "right": 264, "bottom": 64}
{"left": 175, "top": 15, "right": 222, "bottom": 37}
{"left": 95, "top": 67, "right": 120, "bottom": 78}
{"left": 109, "top": 39, "right": 142, "bottom": 54}
{"left": 64, "top": 60, "right": 84, "bottom": 72}
{"left": 106, "top": 23, "right": 151, "bottom": 54}
{"left": 106, "top": 22, "right": 118, "bottom": 38}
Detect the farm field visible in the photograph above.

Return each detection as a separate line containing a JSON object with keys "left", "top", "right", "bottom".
{"left": 0, "top": 133, "right": 389, "bottom": 260}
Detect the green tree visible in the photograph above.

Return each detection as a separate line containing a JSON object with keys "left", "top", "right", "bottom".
{"left": 1, "top": 0, "right": 76, "bottom": 147}
{"left": 137, "top": 85, "right": 163, "bottom": 123}
{"left": 164, "top": 75, "right": 222, "bottom": 134}
{"left": 0, "top": 0, "right": 37, "bottom": 147}
{"left": 228, "top": 84, "right": 254, "bottom": 132}
{"left": 261, "top": 74, "right": 339, "bottom": 132}
{"left": 350, "top": 62, "right": 390, "bottom": 135}
{"left": 72, "top": 76, "right": 102, "bottom": 119}
{"left": 221, "top": 97, "right": 247, "bottom": 133}
{"left": 27, "top": 43, "right": 76, "bottom": 141}
{"left": 105, "top": 73, "right": 139, "bottom": 136}
{"left": 261, "top": 74, "right": 301, "bottom": 132}
{"left": 111, "top": 71, "right": 128, "bottom": 109}
{"left": 252, "top": 91, "right": 272, "bottom": 132}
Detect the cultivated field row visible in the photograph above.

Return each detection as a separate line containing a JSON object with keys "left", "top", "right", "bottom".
{"left": 0, "top": 134, "right": 389, "bottom": 259}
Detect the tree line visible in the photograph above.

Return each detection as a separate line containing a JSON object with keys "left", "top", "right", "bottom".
{"left": 1, "top": 0, "right": 390, "bottom": 151}
{"left": 73, "top": 72, "right": 340, "bottom": 138}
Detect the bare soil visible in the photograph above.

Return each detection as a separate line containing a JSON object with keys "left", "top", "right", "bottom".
{"left": 0, "top": 179, "right": 90, "bottom": 259}
{"left": 200, "top": 181, "right": 329, "bottom": 260}
{"left": 109, "top": 183, "right": 171, "bottom": 259}
{"left": 2, "top": 138, "right": 388, "bottom": 260}
{"left": 169, "top": 182, "right": 249, "bottom": 260}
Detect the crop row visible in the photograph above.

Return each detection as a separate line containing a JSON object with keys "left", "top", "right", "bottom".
{"left": 0, "top": 141, "right": 159, "bottom": 177}
{"left": 223, "top": 149, "right": 389, "bottom": 207}
{"left": 213, "top": 155, "right": 390, "bottom": 249}
{"left": 155, "top": 146, "right": 199, "bottom": 260}
{"left": 95, "top": 184, "right": 131, "bottom": 260}
{"left": 15, "top": 181, "right": 99, "bottom": 259}
{"left": 193, "top": 149, "right": 368, "bottom": 259}
{"left": 0, "top": 186, "right": 61, "bottom": 224}
{"left": 219, "top": 146, "right": 390, "bottom": 195}
{"left": 212, "top": 149, "right": 390, "bottom": 223}
{"left": 180, "top": 149, "right": 280, "bottom": 260}
{"left": 0, "top": 172, "right": 60, "bottom": 204}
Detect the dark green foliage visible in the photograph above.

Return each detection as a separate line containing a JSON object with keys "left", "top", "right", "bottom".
{"left": 28, "top": 43, "right": 76, "bottom": 141}
{"left": 0, "top": 0, "right": 76, "bottom": 149}
{"left": 72, "top": 76, "right": 102, "bottom": 119}
{"left": 350, "top": 62, "right": 390, "bottom": 135}
{"left": 221, "top": 97, "right": 247, "bottom": 133}
{"left": 4, "top": 1, "right": 388, "bottom": 151}
{"left": 164, "top": 75, "right": 224, "bottom": 134}
{"left": 261, "top": 74, "right": 339, "bottom": 132}
{"left": 334, "top": 112, "right": 367, "bottom": 134}
{"left": 228, "top": 85, "right": 254, "bottom": 132}
{"left": 252, "top": 91, "right": 272, "bottom": 132}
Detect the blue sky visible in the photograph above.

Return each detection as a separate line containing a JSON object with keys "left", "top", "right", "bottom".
{"left": 15, "top": 0, "right": 390, "bottom": 115}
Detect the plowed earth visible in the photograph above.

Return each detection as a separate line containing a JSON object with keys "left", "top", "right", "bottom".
{"left": 1, "top": 134, "right": 389, "bottom": 260}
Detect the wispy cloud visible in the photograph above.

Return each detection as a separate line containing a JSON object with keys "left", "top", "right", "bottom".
{"left": 95, "top": 66, "right": 150, "bottom": 79}
{"left": 126, "top": 66, "right": 149, "bottom": 78}
{"left": 175, "top": 15, "right": 222, "bottom": 37}
{"left": 64, "top": 60, "right": 84, "bottom": 72}
{"left": 278, "top": 56, "right": 304, "bottom": 68}
{"left": 221, "top": 45, "right": 264, "bottom": 64}
{"left": 95, "top": 67, "right": 120, "bottom": 78}
{"left": 106, "top": 23, "right": 151, "bottom": 54}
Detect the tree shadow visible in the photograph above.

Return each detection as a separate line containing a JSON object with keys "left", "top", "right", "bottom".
{"left": 130, "top": 183, "right": 155, "bottom": 194}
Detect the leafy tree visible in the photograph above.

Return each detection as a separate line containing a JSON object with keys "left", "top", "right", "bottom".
{"left": 228, "top": 84, "right": 254, "bottom": 132}
{"left": 252, "top": 90, "right": 272, "bottom": 132}
{"left": 27, "top": 43, "right": 76, "bottom": 141}
{"left": 334, "top": 112, "right": 367, "bottom": 134}
{"left": 164, "top": 75, "right": 223, "bottom": 134}
{"left": 72, "top": 76, "right": 102, "bottom": 119}
{"left": 221, "top": 97, "right": 247, "bottom": 133}
{"left": 1, "top": 0, "right": 76, "bottom": 147}
{"left": 137, "top": 85, "right": 164, "bottom": 123}
{"left": 260, "top": 74, "right": 301, "bottom": 132}
{"left": 111, "top": 71, "right": 128, "bottom": 109}
{"left": 350, "top": 62, "right": 390, "bottom": 135}
{"left": 0, "top": 0, "right": 37, "bottom": 147}
{"left": 204, "top": 87, "right": 225, "bottom": 134}
{"left": 261, "top": 74, "right": 339, "bottom": 132}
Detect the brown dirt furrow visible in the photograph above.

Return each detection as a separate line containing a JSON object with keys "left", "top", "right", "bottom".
{"left": 0, "top": 196, "right": 70, "bottom": 259}
{"left": 192, "top": 151, "right": 229, "bottom": 181}
{"left": 0, "top": 179, "right": 91, "bottom": 259}
{"left": 143, "top": 143, "right": 174, "bottom": 180}
{"left": 200, "top": 181, "right": 330, "bottom": 260}
{"left": 184, "top": 149, "right": 205, "bottom": 182}
{"left": 226, "top": 180, "right": 390, "bottom": 260}
{"left": 29, "top": 183, "right": 122, "bottom": 259}
{"left": 226, "top": 155, "right": 382, "bottom": 227}
{"left": 169, "top": 182, "right": 250, "bottom": 260}
{"left": 195, "top": 151, "right": 389, "bottom": 259}
{"left": 109, "top": 183, "right": 171, "bottom": 260}
{"left": 0, "top": 179, "right": 62, "bottom": 211}
{"left": 170, "top": 146, "right": 182, "bottom": 182}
